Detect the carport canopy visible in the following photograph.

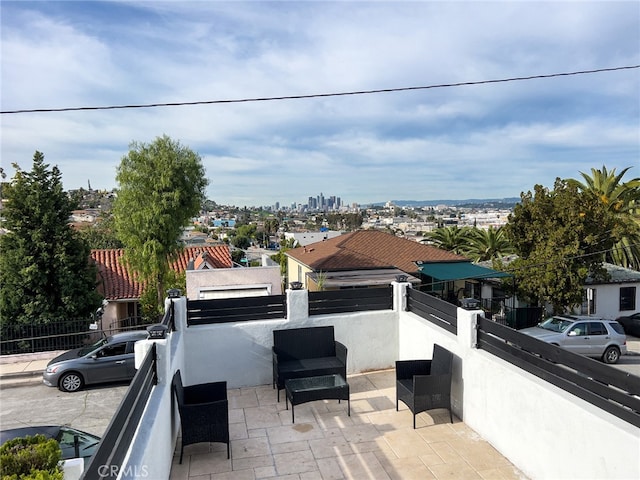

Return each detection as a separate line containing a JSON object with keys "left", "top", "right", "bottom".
{"left": 417, "top": 261, "right": 512, "bottom": 281}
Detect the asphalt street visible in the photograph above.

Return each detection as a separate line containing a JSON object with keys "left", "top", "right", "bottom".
{"left": 0, "top": 382, "right": 127, "bottom": 438}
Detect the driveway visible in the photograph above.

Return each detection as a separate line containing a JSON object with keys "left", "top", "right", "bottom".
{"left": 0, "top": 383, "right": 127, "bottom": 438}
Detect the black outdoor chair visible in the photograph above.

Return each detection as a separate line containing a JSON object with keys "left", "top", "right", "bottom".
{"left": 172, "top": 370, "right": 230, "bottom": 463}
{"left": 395, "top": 344, "right": 454, "bottom": 428}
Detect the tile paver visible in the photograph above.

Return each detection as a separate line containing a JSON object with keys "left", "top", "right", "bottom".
{"left": 170, "top": 370, "right": 528, "bottom": 480}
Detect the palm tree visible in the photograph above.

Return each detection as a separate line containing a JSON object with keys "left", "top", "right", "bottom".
{"left": 569, "top": 166, "right": 640, "bottom": 269}
{"left": 464, "top": 226, "right": 515, "bottom": 262}
{"left": 422, "top": 226, "right": 473, "bottom": 255}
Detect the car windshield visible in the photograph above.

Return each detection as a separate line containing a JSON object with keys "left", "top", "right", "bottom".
{"left": 57, "top": 427, "right": 100, "bottom": 462}
{"left": 538, "top": 317, "right": 573, "bottom": 333}
{"left": 78, "top": 337, "right": 109, "bottom": 356}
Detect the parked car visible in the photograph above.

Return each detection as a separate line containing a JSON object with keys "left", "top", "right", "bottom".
{"left": 43, "top": 330, "right": 148, "bottom": 392}
{"left": 614, "top": 312, "right": 640, "bottom": 337}
{"left": 0, "top": 426, "right": 100, "bottom": 465}
{"left": 520, "top": 315, "right": 627, "bottom": 364}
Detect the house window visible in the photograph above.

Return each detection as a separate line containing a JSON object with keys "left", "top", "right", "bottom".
{"left": 127, "top": 301, "right": 140, "bottom": 320}
{"left": 297, "top": 265, "right": 302, "bottom": 282}
{"left": 620, "top": 286, "right": 636, "bottom": 311}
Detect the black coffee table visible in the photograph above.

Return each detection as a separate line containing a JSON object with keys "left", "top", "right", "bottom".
{"left": 284, "top": 374, "right": 350, "bottom": 423}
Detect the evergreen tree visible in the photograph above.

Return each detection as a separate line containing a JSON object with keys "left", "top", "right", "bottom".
{"left": 0, "top": 152, "right": 102, "bottom": 325}
{"left": 113, "top": 135, "right": 208, "bottom": 309}
{"left": 504, "top": 179, "right": 620, "bottom": 313}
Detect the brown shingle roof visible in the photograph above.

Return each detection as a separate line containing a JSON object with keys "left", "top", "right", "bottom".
{"left": 286, "top": 230, "right": 465, "bottom": 274}
{"left": 92, "top": 245, "right": 232, "bottom": 300}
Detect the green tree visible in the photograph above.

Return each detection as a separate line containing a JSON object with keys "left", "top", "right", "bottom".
{"left": 568, "top": 165, "right": 640, "bottom": 269}
{"left": 76, "top": 212, "right": 124, "bottom": 249}
{"left": 231, "top": 248, "right": 246, "bottom": 264}
{"left": 232, "top": 235, "right": 251, "bottom": 250}
{"left": 270, "top": 237, "right": 299, "bottom": 285}
{"left": 504, "top": 179, "right": 620, "bottom": 313}
{"left": 422, "top": 226, "right": 473, "bottom": 255}
{"left": 113, "top": 135, "right": 208, "bottom": 308}
{"left": 139, "top": 270, "right": 185, "bottom": 321}
{"left": 0, "top": 152, "right": 102, "bottom": 325}
{"left": 464, "top": 226, "right": 515, "bottom": 262}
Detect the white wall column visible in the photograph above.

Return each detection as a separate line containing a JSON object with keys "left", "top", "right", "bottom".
{"left": 286, "top": 288, "right": 309, "bottom": 321}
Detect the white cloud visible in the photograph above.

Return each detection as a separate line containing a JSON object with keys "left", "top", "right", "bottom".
{"left": 1, "top": 1, "right": 638, "bottom": 206}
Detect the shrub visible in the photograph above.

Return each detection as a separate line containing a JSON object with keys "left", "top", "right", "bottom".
{"left": 0, "top": 434, "right": 63, "bottom": 480}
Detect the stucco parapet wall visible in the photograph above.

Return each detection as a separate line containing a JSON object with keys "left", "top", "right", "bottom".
{"left": 286, "top": 288, "right": 309, "bottom": 320}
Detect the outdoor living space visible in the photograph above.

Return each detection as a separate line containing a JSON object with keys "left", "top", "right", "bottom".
{"left": 169, "top": 369, "right": 525, "bottom": 480}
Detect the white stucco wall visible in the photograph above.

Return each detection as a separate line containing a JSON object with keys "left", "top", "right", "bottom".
{"left": 121, "top": 288, "right": 640, "bottom": 480}
{"left": 121, "top": 298, "right": 186, "bottom": 480}
{"left": 398, "top": 306, "right": 640, "bottom": 480}
{"left": 461, "top": 346, "right": 639, "bottom": 480}
{"left": 586, "top": 282, "right": 640, "bottom": 319}
{"left": 185, "top": 266, "right": 282, "bottom": 300}
{"left": 181, "top": 288, "right": 398, "bottom": 388}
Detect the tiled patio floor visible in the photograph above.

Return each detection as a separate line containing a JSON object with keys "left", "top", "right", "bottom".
{"left": 170, "top": 369, "right": 527, "bottom": 480}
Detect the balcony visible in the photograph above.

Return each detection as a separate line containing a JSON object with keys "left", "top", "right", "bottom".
{"left": 82, "top": 284, "right": 640, "bottom": 480}
{"left": 170, "top": 370, "right": 523, "bottom": 479}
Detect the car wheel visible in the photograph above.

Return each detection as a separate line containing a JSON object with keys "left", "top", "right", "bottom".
{"left": 602, "top": 346, "right": 620, "bottom": 364}
{"left": 59, "top": 372, "right": 84, "bottom": 392}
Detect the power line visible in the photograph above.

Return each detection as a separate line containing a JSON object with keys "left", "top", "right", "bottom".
{"left": 2, "top": 65, "right": 638, "bottom": 115}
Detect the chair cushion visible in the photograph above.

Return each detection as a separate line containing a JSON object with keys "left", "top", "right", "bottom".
{"left": 279, "top": 357, "right": 344, "bottom": 376}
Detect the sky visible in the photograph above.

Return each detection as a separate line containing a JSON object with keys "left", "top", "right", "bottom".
{"left": 1, "top": 1, "right": 639, "bottom": 207}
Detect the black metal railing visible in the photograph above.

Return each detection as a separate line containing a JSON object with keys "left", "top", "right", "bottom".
{"left": 106, "top": 316, "right": 153, "bottom": 336}
{"left": 308, "top": 287, "right": 393, "bottom": 316}
{"left": 406, "top": 288, "right": 458, "bottom": 334}
{"left": 186, "top": 295, "right": 287, "bottom": 325}
{"left": 81, "top": 342, "right": 158, "bottom": 479}
{"left": 161, "top": 299, "right": 176, "bottom": 331}
{"left": 477, "top": 316, "right": 640, "bottom": 428}
{"left": 0, "top": 318, "right": 98, "bottom": 355}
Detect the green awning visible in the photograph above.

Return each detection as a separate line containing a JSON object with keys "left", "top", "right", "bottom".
{"left": 417, "top": 262, "right": 512, "bottom": 281}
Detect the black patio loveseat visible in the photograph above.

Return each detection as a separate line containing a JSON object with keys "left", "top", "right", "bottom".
{"left": 272, "top": 326, "right": 347, "bottom": 401}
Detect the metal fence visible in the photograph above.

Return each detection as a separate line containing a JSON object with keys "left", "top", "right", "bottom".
{"left": 477, "top": 316, "right": 640, "bottom": 428}
{"left": 0, "top": 318, "right": 98, "bottom": 355}
{"left": 406, "top": 288, "right": 458, "bottom": 334}
{"left": 308, "top": 287, "right": 393, "bottom": 316}
{"left": 81, "top": 342, "right": 157, "bottom": 479}
{"left": 106, "top": 316, "right": 154, "bottom": 335}
{"left": 187, "top": 295, "right": 287, "bottom": 325}
{"left": 0, "top": 316, "right": 154, "bottom": 355}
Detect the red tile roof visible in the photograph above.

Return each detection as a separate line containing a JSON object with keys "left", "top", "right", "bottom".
{"left": 286, "top": 230, "right": 465, "bottom": 274}
{"left": 91, "top": 245, "right": 232, "bottom": 300}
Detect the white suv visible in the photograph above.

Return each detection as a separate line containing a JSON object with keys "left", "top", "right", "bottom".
{"left": 520, "top": 315, "right": 627, "bottom": 364}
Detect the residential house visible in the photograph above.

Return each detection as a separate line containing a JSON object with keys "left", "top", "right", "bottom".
{"left": 285, "top": 229, "right": 468, "bottom": 291}
{"left": 283, "top": 230, "right": 343, "bottom": 247}
{"left": 185, "top": 251, "right": 283, "bottom": 300}
{"left": 581, "top": 262, "right": 640, "bottom": 319}
{"left": 91, "top": 245, "right": 232, "bottom": 331}
{"left": 476, "top": 258, "right": 640, "bottom": 324}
